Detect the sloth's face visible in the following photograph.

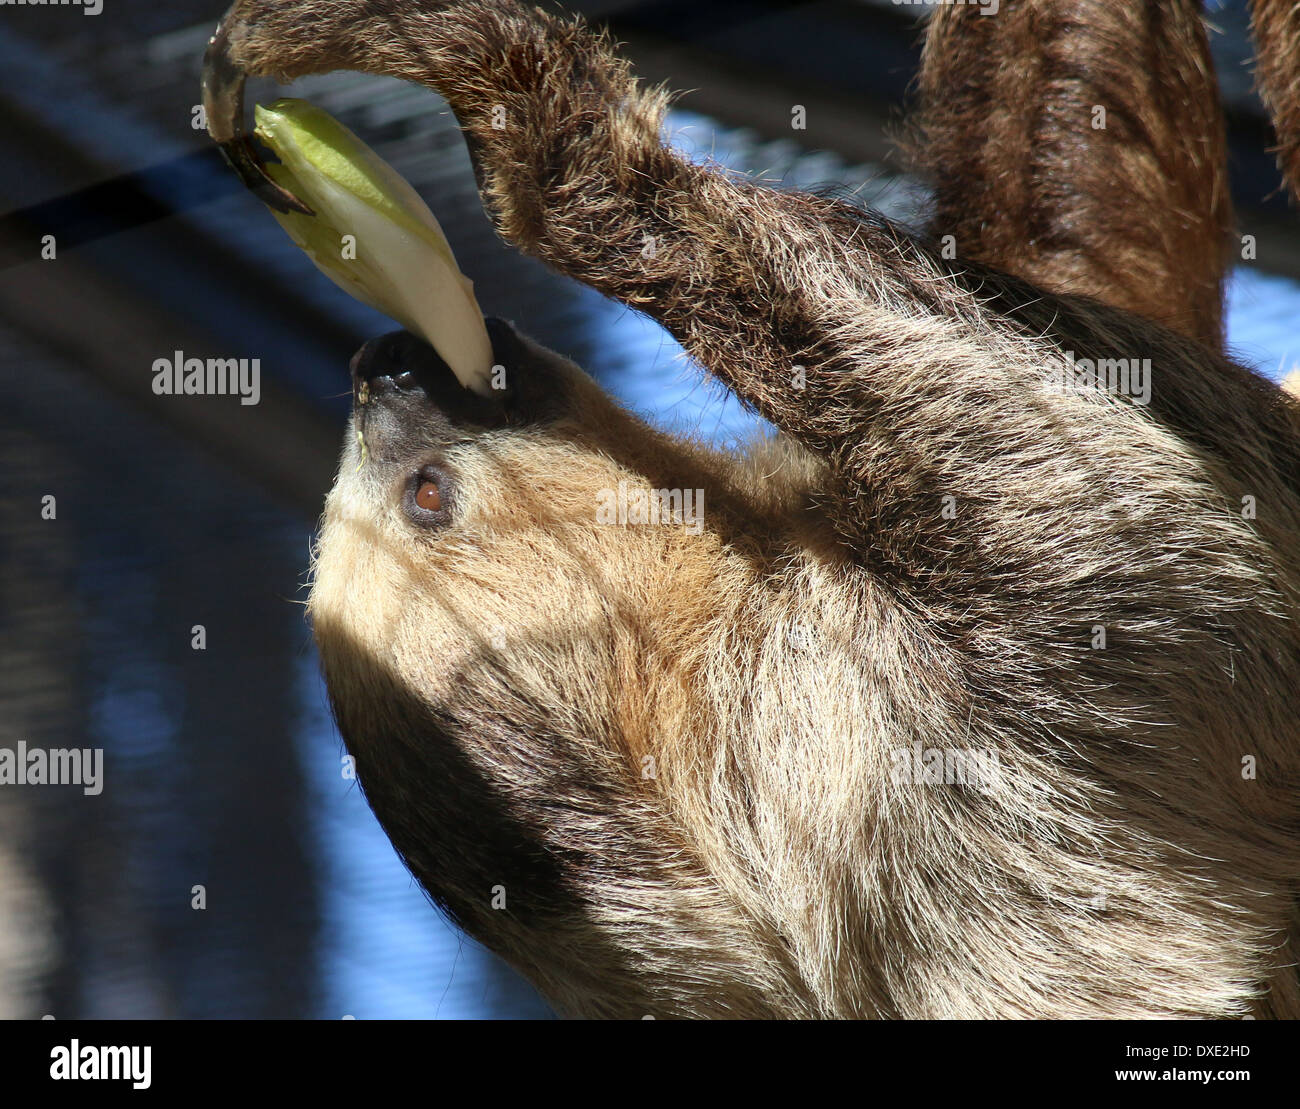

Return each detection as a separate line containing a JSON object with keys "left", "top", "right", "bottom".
{"left": 309, "top": 320, "right": 743, "bottom": 719}
{"left": 305, "top": 324, "right": 803, "bottom": 1006}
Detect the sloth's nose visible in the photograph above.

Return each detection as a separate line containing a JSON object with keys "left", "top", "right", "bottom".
{"left": 349, "top": 330, "right": 437, "bottom": 399}
{"left": 346, "top": 318, "right": 560, "bottom": 439}
{"left": 346, "top": 322, "right": 527, "bottom": 436}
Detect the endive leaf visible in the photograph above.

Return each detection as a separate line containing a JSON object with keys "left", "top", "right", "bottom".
{"left": 253, "top": 99, "right": 493, "bottom": 395}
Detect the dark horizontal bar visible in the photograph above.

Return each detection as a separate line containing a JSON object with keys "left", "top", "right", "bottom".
{"left": 0, "top": 147, "right": 242, "bottom": 269}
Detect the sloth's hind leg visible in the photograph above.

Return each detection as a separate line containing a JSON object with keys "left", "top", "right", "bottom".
{"left": 910, "top": 0, "right": 1233, "bottom": 351}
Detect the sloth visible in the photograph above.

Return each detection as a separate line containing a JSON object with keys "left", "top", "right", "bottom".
{"left": 205, "top": 0, "right": 1300, "bottom": 1017}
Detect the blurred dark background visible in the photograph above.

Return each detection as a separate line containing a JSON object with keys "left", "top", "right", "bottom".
{"left": 1, "top": 0, "right": 1298, "bottom": 1019}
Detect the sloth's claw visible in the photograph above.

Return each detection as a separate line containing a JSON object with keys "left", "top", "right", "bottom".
{"left": 201, "top": 7, "right": 314, "bottom": 216}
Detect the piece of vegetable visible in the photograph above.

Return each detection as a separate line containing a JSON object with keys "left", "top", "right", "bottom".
{"left": 253, "top": 98, "right": 493, "bottom": 395}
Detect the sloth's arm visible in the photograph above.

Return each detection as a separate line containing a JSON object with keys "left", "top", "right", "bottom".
{"left": 911, "top": 0, "right": 1233, "bottom": 352}
{"left": 221, "top": 0, "right": 1294, "bottom": 585}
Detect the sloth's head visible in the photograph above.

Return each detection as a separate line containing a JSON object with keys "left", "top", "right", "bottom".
{"left": 307, "top": 323, "right": 820, "bottom": 1017}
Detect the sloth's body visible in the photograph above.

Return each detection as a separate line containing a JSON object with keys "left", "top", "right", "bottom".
{"left": 218, "top": 0, "right": 1300, "bottom": 1016}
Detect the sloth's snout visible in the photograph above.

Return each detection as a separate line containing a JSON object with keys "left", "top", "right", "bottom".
{"left": 350, "top": 329, "right": 474, "bottom": 409}
{"left": 349, "top": 331, "right": 432, "bottom": 399}
{"left": 349, "top": 320, "right": 514, "bottom": 431}
{"left": 348, "top": 328, "right": 505, "bottom": 459}
{"left": 347, "top": 318, "right": 570, "bottom": 447}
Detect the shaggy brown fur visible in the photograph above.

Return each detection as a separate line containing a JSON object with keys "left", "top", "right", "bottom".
{"left": 213, "top": 0, "right": 1300, "bottom": 1017}
{"left": 1252, "top": 0, "right": 1300, "bottom": 207}
{"left": 911, "top": 0, "right": 1234, "bottom": 349}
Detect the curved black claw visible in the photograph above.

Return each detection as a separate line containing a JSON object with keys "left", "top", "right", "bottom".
{"left": 201, "top": 7, "right": 315, "bottom": 216}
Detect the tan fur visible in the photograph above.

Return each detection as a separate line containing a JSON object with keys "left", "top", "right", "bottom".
{"left": 218, "top": 0, "right": 1300, "bottom": 1017}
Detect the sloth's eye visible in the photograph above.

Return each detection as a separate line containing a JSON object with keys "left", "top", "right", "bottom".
{"left": 403, "top": 467, "right": 452, "bottom": 528}
{"left": 415, "top": 481, "right": 441, "bottom": 512}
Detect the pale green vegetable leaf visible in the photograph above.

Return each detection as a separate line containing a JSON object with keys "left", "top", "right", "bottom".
{"left": 253, "top": 98, "right": 493, "bottom": 395}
